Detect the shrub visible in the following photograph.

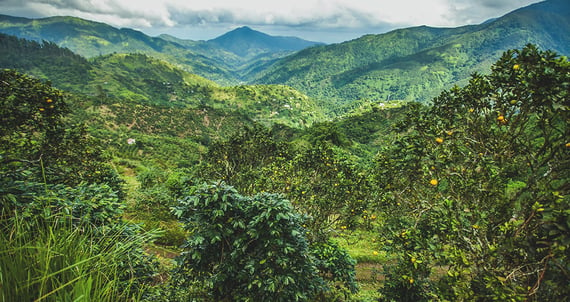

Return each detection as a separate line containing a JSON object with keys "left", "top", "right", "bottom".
{"left": 172, "top": 182, "right": 358, "bottom": 301}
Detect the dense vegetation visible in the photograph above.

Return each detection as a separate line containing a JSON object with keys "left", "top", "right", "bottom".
{"left": 375, "top": 45, "right": 569, "bottom": 301}
{"left": 1, "top": 2, "right": 569, "bottom": 299}
{"left": 0, "top": 70, "right": 157, "bottom": 301}
{"left": 2, "top": 42, "right": 568, "bottom": 301}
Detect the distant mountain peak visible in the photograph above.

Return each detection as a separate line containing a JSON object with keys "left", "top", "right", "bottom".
{"left": 209, "top": 26, "right": 323, "bottom": 58}
{"left": 234, "top": 26, "right": 254, "bottom": 31}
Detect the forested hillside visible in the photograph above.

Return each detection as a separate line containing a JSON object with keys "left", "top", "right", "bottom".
{"left": 0, "top": 33, "right": 324, "bottom": 171}
{"left": 1, "top": 0, "right": 568, "bottom": 111}
{"left": 0, "top": 15, "right": 322, "bottom": 84}
{"left": 256, "top": 0, "right": 570, "bottom": 110}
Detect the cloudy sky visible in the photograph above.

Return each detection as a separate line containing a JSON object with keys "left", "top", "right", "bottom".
{"left": 0, "top": 0, "right": 543, "bottom": 43}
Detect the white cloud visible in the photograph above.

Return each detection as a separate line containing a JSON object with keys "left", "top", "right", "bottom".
{"left": 0, "top": 0, "right": 543, "bottom": 42}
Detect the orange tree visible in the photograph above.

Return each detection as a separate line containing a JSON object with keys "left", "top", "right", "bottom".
{"left": 198, "top": 124, "right": 290, "bottom": 189}
{"left": 0, "top": 70, "right": 122, "bottom": 195}
{"left": 258, "top": 142, "right": 374, "bottom": 241}
{"left": 375, "top": 45, "right": 569, "bottom": 300}
{"left": 198, "top": 124, "right": 376, "bottom": 240}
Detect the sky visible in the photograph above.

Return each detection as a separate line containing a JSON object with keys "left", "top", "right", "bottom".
{"left": 0, "top": 0, "right": 544, "bottom": 43}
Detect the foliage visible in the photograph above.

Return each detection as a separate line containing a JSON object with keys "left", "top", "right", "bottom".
{"left": 199, "top": 126, "right": 377, "bottom": 241}
{"left": 260, "top": 143, "right": 375, "bottom": 241}
{"left": 0, "top": 69, "right": 123, "bottom": 193}
{"left": 172, "top": 182, "right": 329, "bottom": 301}
{"left": 199, "top": 124, "right": 290, "bottom": 186}
{"left": 0, "top": 69, "right": 159, "bottom": 301}
{"left": 375, "top": 44, "right": 570, "bottom": 301}
{"left": 3, "top": 13, "right": 570, "bottom": 301}
{"left": 311, "top": 240, "right": 359, "bottom": 298}
{"left": 0, "top": 34, "right": 92, "bottom": 90}
{"left": 2, "top": 180, "right": 123, "bottom": 225}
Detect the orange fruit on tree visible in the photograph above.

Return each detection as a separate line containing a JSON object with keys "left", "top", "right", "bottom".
{"left": 430, "top": 179, "right": 439, "bottom": 186}
{"left": 497, "top": 115, "right": 507, "bottom": 125}
{"left": 435, "top": 137, "right": 444, "bottom": 144}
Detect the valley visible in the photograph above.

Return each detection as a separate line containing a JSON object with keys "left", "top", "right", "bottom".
{"left": 1, "top": 0, "right": 569, "bottom": 300}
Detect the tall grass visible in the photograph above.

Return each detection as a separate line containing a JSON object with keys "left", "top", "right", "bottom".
{"left": 0, "top": 213, "right": 150, "bottom": 302}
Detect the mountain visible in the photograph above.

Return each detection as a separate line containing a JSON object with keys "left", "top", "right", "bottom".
{"left": 0, "top": 15, "right": 321, "bottom": 84}
{"left": 0, "top": 14, "right": 240, "bottom": 83}
{"left": 1, "top": 0, "right": 568, "bottom": 111}
{"left": 254, "top": 0, "right": 570, "bottom": 109}
{"left": 208, "top": 26, "right": 323, "bottom": 58}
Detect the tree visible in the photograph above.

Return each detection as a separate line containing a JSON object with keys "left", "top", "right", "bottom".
{"left": 0, "top": 70, "right": 157, "bottom": 301}
{"left": 260, "top": 142, "right": 375, "bottom": 241}
{"left": 0, "top": 70, "right": 122, "bottom": 196}
{"left": 376, "top": 45, "right": 569, "bottom": 300}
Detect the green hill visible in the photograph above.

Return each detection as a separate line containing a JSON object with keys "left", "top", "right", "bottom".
{"left": 0, "top": 15, "right": 322, "bottom": 84}
{"left": 254, "top": 0, "right": 570, "bottom": 111}
{"left": 2, "top": 0, "right": 566, "bottom": 110}
{"left": 0, "top": 33, "right": 324, "bottom": 168}
{"left": 0, "top": 14, "right": 238, "bottom": 83}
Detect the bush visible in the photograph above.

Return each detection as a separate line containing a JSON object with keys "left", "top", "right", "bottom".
{"left": 172, "top": 182, "right": 358, "bottom": 301}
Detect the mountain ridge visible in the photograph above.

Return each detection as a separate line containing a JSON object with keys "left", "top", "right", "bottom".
{"left": 0, "top": 14, "right": 321, "bottom": 84}
{"left": 253, "top": 0, "right": 570, "bottom": 108}
{"left": 1, "top": 0, "right": 568, "bottom": 111}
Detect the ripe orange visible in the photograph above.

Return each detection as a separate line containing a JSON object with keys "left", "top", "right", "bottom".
{"left": 430, "top": 179, "right": 439, "bottom": 186}
{"left": 435, "top": 137, "right": 444, "bottom": 144}
{"left": 513, "top": 64, "right": 520, "bottom": 70}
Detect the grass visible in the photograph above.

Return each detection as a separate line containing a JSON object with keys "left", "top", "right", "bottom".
{"left": 0, "top": 213, "right": 149, "bottom": 302}
{"left": 332, "top": 227, "right": 388, "bottom": 301}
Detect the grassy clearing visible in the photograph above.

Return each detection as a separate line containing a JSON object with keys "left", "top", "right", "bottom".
{"left": 333, "top": 228, "right": 387, "bottom": 301}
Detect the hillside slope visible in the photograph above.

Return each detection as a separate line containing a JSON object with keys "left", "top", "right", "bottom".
{"left": 0, "top": 33, "right": 326, "bottom": 169}
{"left": 254, "top": 0, "right": 570, "bottom": 109}
{"left": 0, "top": 15, "right": 322, "bottom": 84}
